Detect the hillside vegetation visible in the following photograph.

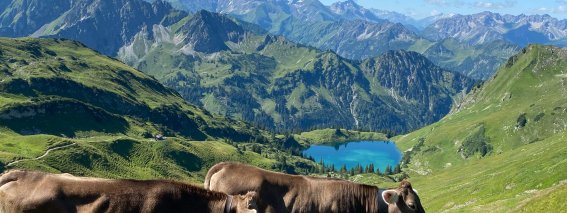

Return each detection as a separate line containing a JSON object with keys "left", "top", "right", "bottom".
{"left": 391, "top": 45, "right": 567, "bottom": 211}
{"left": 0, "top": 38, "right": 318, "bottom": 182}
{"left": 119, "top": 10, "right": 474, "bottom": 134}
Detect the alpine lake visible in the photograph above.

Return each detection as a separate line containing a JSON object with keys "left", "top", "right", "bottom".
{"left": 302, "top": 141, "right": 402, "bottom": 171}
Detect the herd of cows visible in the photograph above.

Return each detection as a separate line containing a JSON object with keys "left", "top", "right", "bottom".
{"left": 0, "top": 162, "right": 425, "bottom": 213}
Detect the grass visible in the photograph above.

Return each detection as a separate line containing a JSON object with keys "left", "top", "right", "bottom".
{"left": 387, "top": 45, "right": 567, "bottom": 211}
{"left": 405, "top": 130, "right": 567, "bottom": 212}
{"left": 0, "top": 37, "right": 318, "bottom": 183}
{"left": 0, "top": 134, "right": 67, "bottom": 162}
{"left": 293, "top": 128, "right": 387, "bottom": 146}
{"left": 2, "top": 135, "right": 280, "bottom": 184}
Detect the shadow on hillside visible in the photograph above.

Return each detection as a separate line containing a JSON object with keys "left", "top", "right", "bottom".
{"left": 0, "top": 99, "right": 129, "bottom": 137}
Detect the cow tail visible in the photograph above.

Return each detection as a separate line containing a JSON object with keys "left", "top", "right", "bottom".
{"left": 204, "top": 163, "right": 226, "bottom": 190}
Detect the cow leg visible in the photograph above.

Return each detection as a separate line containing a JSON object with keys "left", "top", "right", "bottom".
{"left": 77, "top": 195, "right": 110, "bottom": 213}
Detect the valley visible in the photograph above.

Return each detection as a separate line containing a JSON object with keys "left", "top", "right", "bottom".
{"left": 0, "top": 0, "right": 566, "bottom": 212}
{"left": 118, "top": 10, "right": 475, "bottom": 133}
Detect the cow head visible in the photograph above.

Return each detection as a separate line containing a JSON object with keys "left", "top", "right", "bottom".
{"left": 234, "top": 191, "right": 258, "bottom": 213}
{"left": 381, "top": 180, "right": 425, "bottom": 213}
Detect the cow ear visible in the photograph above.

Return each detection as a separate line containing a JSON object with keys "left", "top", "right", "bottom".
{"left": 244, "top": 191, "right": 258, "bottom": 209}
{"left": 245, "top": 191, "right": 257, "bottom": 200}
{"left": 382, "top": 190, "right": 399, "bottom": 205}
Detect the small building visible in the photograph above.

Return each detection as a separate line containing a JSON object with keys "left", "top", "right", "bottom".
{"left": 155, "top": 134, "right": 165, "bottom": 141}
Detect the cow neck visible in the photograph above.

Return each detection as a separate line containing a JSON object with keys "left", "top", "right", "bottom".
{"left": 377, "top": 188, "right": 388, "bottom": 213}
{"left": 224, "top": 195, "right": 233, "bottom": 213}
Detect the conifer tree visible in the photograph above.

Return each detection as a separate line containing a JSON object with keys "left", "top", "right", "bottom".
{"left": 394, "top": 164, "right": 401, "bottom": 174}
{"left": 384, "top": 165, "right": 392, "bottom": 175}
{"left": 340, "top": 164, "right": 347, "bottom": 174}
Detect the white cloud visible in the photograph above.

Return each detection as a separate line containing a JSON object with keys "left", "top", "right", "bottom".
{"left": 424, "top": 0, "right": 466, "bottom": 7}
{"left": 430, "top": 9, "right": 442, "bottom": 16}
{"left": 425, "top": 0, "right": 449, "bottom": 6}
{"left": 473, "top": 1, "right": 516, "bottom": 9}
{"left": 536, "top": 5, "right": 567, "bottom": 13}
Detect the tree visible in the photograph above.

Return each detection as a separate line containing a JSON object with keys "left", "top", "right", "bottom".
{"left": 356, "top": 164, "right": 363, "bottom": 174}
{"left": 340, "top": 164, "right": 347, "bottom": 174}
{"left": 394, "top": 164, "right": 401, "bottom": 174}
{"left": 384, "top": 165, "right": 392, "bottom": 175}
{"left": 319, "top": 159, "right": 326, "bottom": 174}
{"left": 376, "top": 168, "right": 382, "bottom": 176}
{"left": 251, "top": 144, "right": 261, "bottom": 154}
{"left": 335, "top": 128, "right": 342, "bottom": 135}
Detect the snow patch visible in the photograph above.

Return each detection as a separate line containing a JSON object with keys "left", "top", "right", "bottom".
{"left": 349, "top": 91, "right": 360, "bottom": 129}
{"left": 356, "top": 29, "right": 374, "bottom": 41}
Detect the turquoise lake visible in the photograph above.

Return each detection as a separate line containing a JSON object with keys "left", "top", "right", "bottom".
{"left": 302, "top": 141, "right": 402, "bottom": 171}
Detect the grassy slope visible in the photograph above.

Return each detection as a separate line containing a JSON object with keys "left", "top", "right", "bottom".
{"left": 409, "top": 130, "right": 566, "bottom": 212}
{"left": 0, "top": 38, "right": 313, "bottom": 182}
{"left": 293, "top": 128, "right": 387, "bottom": 146}
{"left": 390, "top": 45, "right": 567, "bottom": 212}
{"left": 7, "top": 135, "right": 274, "bottom": 184}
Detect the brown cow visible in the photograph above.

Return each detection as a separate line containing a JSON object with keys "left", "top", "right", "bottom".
{"left": 0, "top": 170, "right": 258, "bottom": 213}
{"left": 205, "top": 162, "right": 424, "bottom": 213}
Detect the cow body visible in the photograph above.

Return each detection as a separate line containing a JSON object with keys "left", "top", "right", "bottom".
{"left": 0, "top": 170, "right": 257, "bottom": 213}
{"left": 205, "top": 162, "right": 425, "bottom": 213}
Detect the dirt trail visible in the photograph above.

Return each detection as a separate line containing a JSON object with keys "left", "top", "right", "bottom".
{"left": 6, "top": 143, "right": 77, "bottom": 167}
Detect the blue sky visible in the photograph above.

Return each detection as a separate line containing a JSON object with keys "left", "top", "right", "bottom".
{"left": 320, "top": 0, "right": 567, "bottom": 19}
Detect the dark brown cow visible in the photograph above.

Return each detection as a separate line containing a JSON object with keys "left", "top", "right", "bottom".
{"left": 0, "top": 170, "right": 258, "bottom": 213}
{"left": 205, "top": 162, "right": 424, "bottom": 213}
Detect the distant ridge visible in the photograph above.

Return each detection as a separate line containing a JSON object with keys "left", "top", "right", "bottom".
{"left": 118, "top": 10, "right": 475, "bottom": 133}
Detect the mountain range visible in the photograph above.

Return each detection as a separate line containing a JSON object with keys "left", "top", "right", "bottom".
{"left": 423, "top": 11, "right": 567, "bottom": 46}
{"left": 0, "top": 0, "right": 566, "bottom": 211}
{"left": 118, "top": 10, "right": 475, "bottom": 133}
{"left": 144, "top": 0, "right": 567, "bottom": 80}
{"left": 3, "top": 0, "right": 564, "bottom": 132}
{"left": 0, "top": 0, "right": 186, "bottom": 56}
{"left": 139, "top": 0, "right": 523, "bottom": 80}
{"left": 0, "top": 0, "right": 476, "bottom": 133}
{"left": 0, "top": 0, "right": 536, "bottom": 80}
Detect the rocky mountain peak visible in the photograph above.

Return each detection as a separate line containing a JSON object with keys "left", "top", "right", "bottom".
{"left": 180, "top": 10, "right": 245, "bottom": 53}
{"left": 424, "top": 11, "right": 567, "bottom": 46}
{"left": 329, "top": 0, "right": 381, "bottom": 22}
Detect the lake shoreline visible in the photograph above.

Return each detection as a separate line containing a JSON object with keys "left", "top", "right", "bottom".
{"left": 293, "top": 128, "right": 388, "bottom": 148}
{"left": 302, "top": 140, "right": 402, "bottom": 172}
